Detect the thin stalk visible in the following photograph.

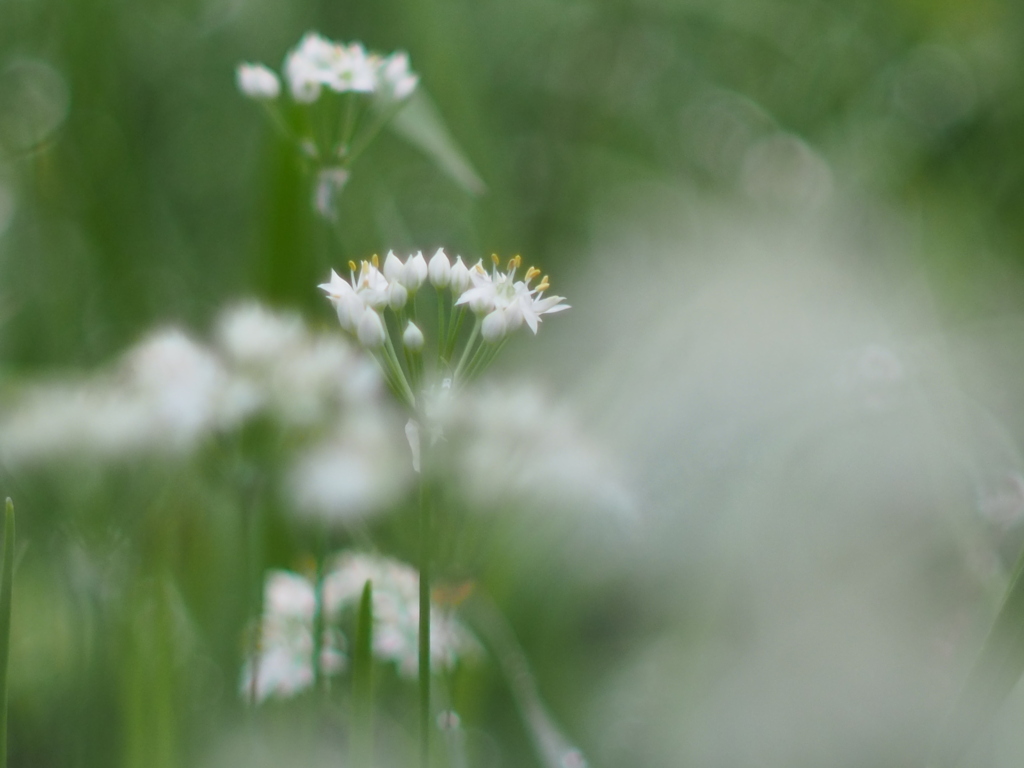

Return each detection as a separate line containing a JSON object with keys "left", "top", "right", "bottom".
{"left": 347, "top": 100, "right": 407, "bottom": 166}
{"left": 418, "top": 465, "right": 432, "bottom": 768}
{"left": 452, "top": 318, "right": 481, "bottom": 383}
{"left": 382, "top": 333, "right": 416, "bottom": 408}
{"left": 444, "top": 306, "right": 467, "bottom": 363}
{"left": 0, "top": 499, "right": 15, "bottom": 768}
{"left": 436, "top": 292, "right": 447, "bottom": 364}
{"left": 338, "top": 92, "right": 360, "bottom": 157}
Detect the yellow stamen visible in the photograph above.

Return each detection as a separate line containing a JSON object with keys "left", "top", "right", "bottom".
{"left": 371, "top": 253, "right": 380, "bottom": 268}
{"left": 525, "top": 266, "right": 540, "bottom": 282}
{"left": 537, "top": 276, "right": 550, "bottom": 292}
{"left": 348, "top": 260, "right": 357, "bottom": 273}
{"left": 490, "top": 253, "right": 500, "bottom": 267}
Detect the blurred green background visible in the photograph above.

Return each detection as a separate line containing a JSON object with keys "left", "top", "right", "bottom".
{"left": 4, "top": 0, "right": 1024, "bottom": 766}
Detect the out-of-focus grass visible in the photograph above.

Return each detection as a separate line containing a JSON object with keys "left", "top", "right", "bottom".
{"left": 2, "top": 0, "right": 1024, "bottom": 766}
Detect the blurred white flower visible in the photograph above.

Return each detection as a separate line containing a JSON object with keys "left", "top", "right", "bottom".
{"left": 281, "top": 33, "right": 395, "bottom": 103}
{"left": 0, "top": 302, "right": 386, "bottom": 463}
{"left": 242, "top": 553, "right": 478, "bottom": 702}
{"left": 376, "top": 51, "right": 418, "bottom": 101}
{"left": 440, "top": 382, "right": 633, "bottom": 519}
{"left": 322, "top": 551, "right": 480, "bottom": 678}
{"left": 236, "top": 63, "right": 280, "bottom": 99}
{"left": 287, "top": 413, "right": 411, "bottom": 523}
{"left": 240, "top": 570, "right": 345, "bottom": 704}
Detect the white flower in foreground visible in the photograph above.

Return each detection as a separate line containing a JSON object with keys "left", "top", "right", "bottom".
{"left": 449, "top": 256, "right": 471, "bottom": 295}
{"left": 322, "top": 552, "right": 480, "bottom": 678}
{"left": 236, "top": 63, "right": 281, "bottom": 99}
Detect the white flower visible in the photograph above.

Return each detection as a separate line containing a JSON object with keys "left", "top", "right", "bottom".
{"left": 456, "top": 257, "right": 569, "bottom": 333}
{"left": 283, "top": 34, "right": 380, "bottom": 103}
{"left": 236, "top": 63, "right": 281, "bottom": 99}
{"left": 215, "top": 303, "right": 306, "bottom": 367}
{"left": 428, "top": 248, "right": 451, "bottom": 288}
{"left": 319, "top": 258, "right": 393, "bottom": 337}
{"left": 287, "top": 414, "right": 411, "bottom": 523}
{"left": 321, "top": 552, "right": 479, "bottom": 678}
{"left": 376, "top": 51, "right": 418, "bottom": 101}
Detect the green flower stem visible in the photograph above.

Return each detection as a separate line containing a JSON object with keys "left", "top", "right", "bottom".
{"left": 461, "top": 336, "right": 508, "bottom": 384}
{"left": 436, "top": 292, "right": 448, "bottom": 363}
{"left": 452, "top": 318, "right": 481, "bottom": 383}
{"left": 0, "top": 499, "right": 15, "bottom": 768}
{"left": 444, "top": 306, "right": 466, "bottom": 363}
{"left": 418, "top": 460, "right": 433, "bottom": 768}
{"left": 347, "top": 99, "right": 407, "bottom": 166}
{"left": 338, "top": 92, "right": 360, "bottom": 156}
{"left": 382, "top": 333, "right": 416, "bottom": 408}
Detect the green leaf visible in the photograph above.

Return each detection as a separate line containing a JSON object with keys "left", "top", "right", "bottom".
{"left": 386, "top": 90, "right": 486, "bottom": 196}
{"left": 351, "top": 579, "right": 374, "bottom": 768}
{"left": 934, "top": 544, "right": 1024, "bottom": 766}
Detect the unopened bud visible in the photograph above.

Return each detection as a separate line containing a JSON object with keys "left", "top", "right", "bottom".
{"left": 403, "top": 320, "right": 425, "bottom": 351}
{"left": 428, "top": 248, "right": 451, "bottom": 287}
{"left": 357, "top": 309, "right": 386, "bottom": 348}
{"left": 389, "top": 282, "right": 409, "bottom": 310}
{"left": 481, "top": 309, "right": 507, "bottom": 342}
{"left": 383, "top": 250, "right": 405, "bottom": 282}
{"left": 449, "top": 256, "right": 471, "bottom": 296}
{"left": 401, "top": 251, "right": 428, "bottom": 291}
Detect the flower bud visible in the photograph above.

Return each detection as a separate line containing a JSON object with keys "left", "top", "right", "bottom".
{"left": 334, "top": 295, "right": 364, "bottom": 332}
{"left": 236, "top": 63, "right": 281, "bottom": 99}
{"left": 481, "top": 309, "right": 507, "bottom": 343}
{"left": 428, "top": 248, "right": 451, "bottom": 288}
{"left": 401, "top": 251, "right": 428, "bottom": 291}
{"left": 403, "top": 321, "right": 425, "bottom": 352}
{"left": 449, "top": 256, "right": 471, "bottom": 296}
{"left": 388, "top": 281, "right": 409, "bottom": 311}
{"left": 505, "top": 304, "right": 524, "bottom": 332}
{"left": 357, "top": 309, "right": 386, "bottom": 348}
{"left": 383, "top": 251, "right": 405, "bottom": 283}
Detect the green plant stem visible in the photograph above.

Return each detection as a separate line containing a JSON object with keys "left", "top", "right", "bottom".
{"left": 444, "top": 306, "right": 466, "bottom": 363}
{"left": 452, "top": 318, "right": 481, "bottom": 383}
{"left": 418, "top": 463, "right": 432, "bottom": 768}
{"left": 0, "top": 498, "right": 15, "bottom": 768}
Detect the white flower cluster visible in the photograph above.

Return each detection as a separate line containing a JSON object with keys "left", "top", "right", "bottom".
{"left": 236, "top": 33, "right": 417, "bottom": 105}
{"left": 319, "top": 249, "right": 568, "bottom": 406}
{"left": 0, "top": 303, "right": 409, "bottom": 523}
{"left": 241, "top": 552, "right": 479, "bottom": 702}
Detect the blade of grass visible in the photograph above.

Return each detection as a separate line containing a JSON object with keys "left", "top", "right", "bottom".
{"left": 351, "top": 579, "right": 374, "bottom": 768}
{"left": 0, "top": 498, "right": 14, "bottom": 768}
